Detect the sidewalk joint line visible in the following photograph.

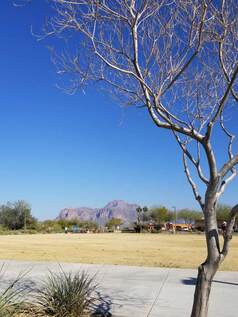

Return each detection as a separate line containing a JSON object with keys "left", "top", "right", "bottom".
{"left": 146, "top": 268, "right": 171, "bottom": 317}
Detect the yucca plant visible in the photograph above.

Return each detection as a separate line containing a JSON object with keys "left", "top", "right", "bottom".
{"left": 0, "top": 267, "right": 28, "bottom": 317}
{"left": 35, "top": 270, "right": 97, "bottom": 317}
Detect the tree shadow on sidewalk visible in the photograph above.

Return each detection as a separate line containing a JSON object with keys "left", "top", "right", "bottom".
{"left": 182, "top": 277, "right": 238, "bottom": 286}
{"left": 91, "top": 291, "right": 112, "bottom": 317}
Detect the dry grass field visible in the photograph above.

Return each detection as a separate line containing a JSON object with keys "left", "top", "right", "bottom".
{"left": 0, "top": 233, "right": 237, "bottom": 271}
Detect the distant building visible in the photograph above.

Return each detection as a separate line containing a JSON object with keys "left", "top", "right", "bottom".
{"left": 165, "top": 223, "right": 192, "bottom": 231}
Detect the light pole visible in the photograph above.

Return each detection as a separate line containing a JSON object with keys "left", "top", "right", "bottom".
{"left": 24, "top": 208, "right": 27, "bottom": 233}
{"left": 136, "top": 207, "right": 142, "bottom": 233}
{"left": 172, "top": 206, "right": 177, "bottom": 233}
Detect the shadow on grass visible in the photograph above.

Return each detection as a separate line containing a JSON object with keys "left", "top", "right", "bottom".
{"left": 182, "top": 277, "right": 238, "bottom": 286}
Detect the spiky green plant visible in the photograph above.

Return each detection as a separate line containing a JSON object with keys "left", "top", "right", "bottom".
{"left": 0, "top": 266, "right": 28, "bottom": 317}
{"left": 36, "top": 270, "right": 97, "bottom": 317}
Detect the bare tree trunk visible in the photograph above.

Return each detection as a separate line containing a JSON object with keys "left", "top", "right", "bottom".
{"left": 191, "top": 189, "right": 221, "bottom": 317}
{"left": 191, "top": 263, "right": 218, "bottom": 317}
{"left": 191, "top": 199, "right": 238, "bottom": 317}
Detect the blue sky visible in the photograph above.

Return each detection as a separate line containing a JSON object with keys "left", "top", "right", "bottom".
{"left": 0, "top": 2, "right": 237, "bottom": 219}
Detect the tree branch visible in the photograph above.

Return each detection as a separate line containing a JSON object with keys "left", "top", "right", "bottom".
{"left": 220, "top": 155, "right": 238, "bottom": 179}
{"left": 173, "top": 132, "right": 209, "bottom": 185}
{"left": 206, "top": 63, "right": 238, "bottom": 140}
{"left": 221, "top": 204, "right": 238, "bottom": 258}
{"left": 182, "top": 152, "right": 204, "bottom": 209}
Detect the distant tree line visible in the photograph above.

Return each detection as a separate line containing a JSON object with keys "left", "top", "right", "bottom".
{"left": 0, "top": 200, "right": 99, "bottom": 233}
{"left": 0, "top": 201, "right": 233, "bottom": 234}
{"left": 133, "top": 204, "right": 233, "bottom": 232}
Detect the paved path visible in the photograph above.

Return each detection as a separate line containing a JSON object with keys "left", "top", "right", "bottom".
{"left": 0, "top": 260, "right": 237, "bottom": 317}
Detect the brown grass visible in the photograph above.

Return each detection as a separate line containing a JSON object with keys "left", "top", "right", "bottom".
{"left": 0, "top": 233, "right": 237, "bottom": 270}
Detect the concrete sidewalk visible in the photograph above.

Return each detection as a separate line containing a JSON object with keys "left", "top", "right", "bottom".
{"left": 0, "top": 260, "right": 237, "bottom": 317}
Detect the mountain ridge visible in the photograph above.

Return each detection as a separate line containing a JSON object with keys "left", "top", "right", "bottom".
{"left": 58, "top": 200, "right": 139, "bottom": 225}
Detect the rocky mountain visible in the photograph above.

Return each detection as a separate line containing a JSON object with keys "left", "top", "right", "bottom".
{"left": 58, "top": 200, "right": 139, "bottom": 226}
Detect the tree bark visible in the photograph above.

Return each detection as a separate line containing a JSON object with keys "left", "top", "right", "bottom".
{"left": 191, "top": 263, "right": 218, "bottom": 317}
{"left": 191, "top": 200, "right": 238, "bottom": 316}
{"left": 191, "top": 186, "right": 221, "bottom": 317}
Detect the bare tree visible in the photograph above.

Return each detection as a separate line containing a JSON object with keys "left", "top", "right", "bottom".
{"left": 37, "top": 1, "right": 238, "bottom": 316}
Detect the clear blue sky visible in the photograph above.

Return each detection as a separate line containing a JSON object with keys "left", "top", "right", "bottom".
{"left": 0, "top": 2, "right": 237, "bottom": 219}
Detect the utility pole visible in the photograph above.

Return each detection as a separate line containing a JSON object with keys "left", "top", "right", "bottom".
{"left": 172, "top": 206, "right": 177, "bottom": 233}
{"left": 24, "top": 207, "right": 27, "bottom": 233}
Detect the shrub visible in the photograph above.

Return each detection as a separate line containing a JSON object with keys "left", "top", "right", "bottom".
{"left": 35, "top": 270, "right": 97, "bottom": 317}
{"left": 0, "top": 269, "right": 28, "bottom": 317}
{"left": 37, "top": 221, "right": 63, "bottom": 234}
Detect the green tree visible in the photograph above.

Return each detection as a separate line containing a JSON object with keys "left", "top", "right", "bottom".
{"left": 167, "top": 211, "right": 176, "bottom": 223}
{"left": 178, "top": 209, "right": 203, "bottom": 224}
{"left": 80, "top": 221, "right": 98, "bottom": 231}
{"left": 150, "top": 206, "right": 169, "bottom": 225}
{"left": 106, "top": 218, "right": 123, "bottom": 230}
{"left": 136, "top": 207, "right": 142, "bottom": 232}
{"left": 142, "top": 206, "right": 149, "bottom": 222}
{"left": 216, "top": 204, "right": 231, "bottom": 222}
{"left": 0, "top": 200, "right": 36, "bottom": 230}
{"left": 136, "top": 206, "right": 148, "bottom": 232}
{"left": 39, "top": 220, "right": 63, "bottom": 233}
{"left": 58, "top": 218, "right": 81, "bottom": 229}
{"left": 143, "top": 206, "right": 148, "bottom": 212}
